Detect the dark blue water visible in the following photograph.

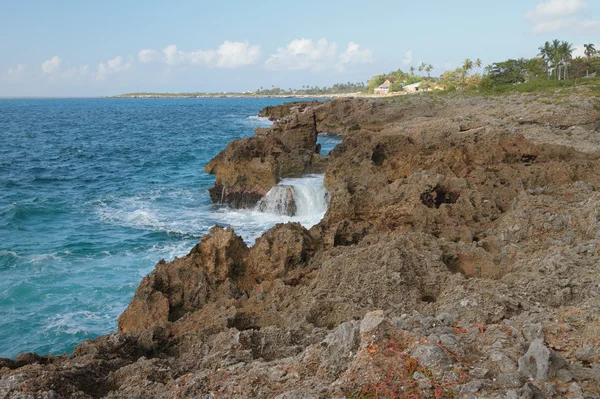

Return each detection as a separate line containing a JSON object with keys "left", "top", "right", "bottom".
{"left": 0, "top": 98, "right": 340, "bottom": 358}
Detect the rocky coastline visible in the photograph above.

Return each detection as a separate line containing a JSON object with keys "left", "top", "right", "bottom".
{"left": 2, "top": 88, "right": 600, "bottom": 398}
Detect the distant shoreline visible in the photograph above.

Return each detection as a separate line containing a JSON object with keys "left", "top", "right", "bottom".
{"left": 108, "top": 93, "right": 378, "bottom": 99}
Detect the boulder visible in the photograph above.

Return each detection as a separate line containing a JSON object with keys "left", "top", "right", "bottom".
{"left": 518, "top": 339, "right": 566, "bottom": 381}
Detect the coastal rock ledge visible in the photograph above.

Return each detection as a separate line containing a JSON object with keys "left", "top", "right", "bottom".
{"left": 3, "top": 88, "right": 600, "bottom": 398}
{"left": 204, "top": 105, "right": 324, "bottom": 208}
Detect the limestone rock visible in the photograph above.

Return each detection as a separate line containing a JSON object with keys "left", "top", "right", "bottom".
{"left": 518, "top": 338, "right": 566, "bottom": 381}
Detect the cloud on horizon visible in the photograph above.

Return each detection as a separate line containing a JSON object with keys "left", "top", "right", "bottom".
{"left": 402, "top": 50, "right": 413, "bottom": 65}
{"left": 139, "top": 41, "right": 261, "bottom": 68}
{"left": 3, "top": 64, "right": 26, "bottom": 83}
{"left": 525, "top": 0, "right": 600, "bottom": 34}
{"left": 10, "top": 38, "right": 372, "bottom": 89}
{"left": 97, "top": 56, "right": 133, "bottom": 80}
{"left": 265, "top": 38, "right": 373, "bottom": 72}
{"left": 41, "top": 56, "right": 62, "bottom": 74}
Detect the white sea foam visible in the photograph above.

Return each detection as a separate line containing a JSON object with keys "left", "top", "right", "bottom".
{"left": 247, "top": 115, "right": 273, "bottom": 126}
{"left": 213, "top": 174, "right": 329, "bottom": 243}
{"left": 94, "top": 175, "right": 328, "bottom": 245}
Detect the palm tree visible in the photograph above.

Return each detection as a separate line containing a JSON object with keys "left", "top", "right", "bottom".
{"left": 584, "top": 43, "right": 597, "bottom": 61}
{"left": 538, "top": 41, "right": 553, "bottom": 76}
{"left": 425, "top": 64, "right": 433, "bottom": 78}
{"left": 550, "top": 39, "right": 564, "bottom": 79}
{"left": 559, "top": 41, "right": 574, "bottom": 79}
{"left": 409, "top": 66, "right": 416, "bottom": 75}
{"left": 475, "top": 59, "right": 482, "bottom": 74}
{"left": 462, "top": 58, "right": 473, "bottom": 79}
{"left": 418, "top": 62, "right": 426, "bottom": 76}
{"left": 584, "top": 43, "right": 597, "bottom": 76}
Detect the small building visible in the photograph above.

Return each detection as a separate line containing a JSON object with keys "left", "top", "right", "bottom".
{"left": 403, "top": 82, "right": 422, "bottom": 93}
{"left": 374, "top": 80, "right": 391, "bottom": 95}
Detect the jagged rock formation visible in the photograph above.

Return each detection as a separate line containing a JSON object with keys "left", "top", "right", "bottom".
{"left": 205, "top": 104, "right": 324, "bottom": 208}
{"left": 3, "top": 88, "right": 600, "bottom": 398}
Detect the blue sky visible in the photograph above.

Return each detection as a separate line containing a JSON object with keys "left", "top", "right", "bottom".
{"left": 1, "top": 0, "right": 598, "bottom": 96}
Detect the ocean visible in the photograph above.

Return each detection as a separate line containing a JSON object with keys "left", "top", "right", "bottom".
{"left": 0, "top": 98, "right": 339, "bottom": 358}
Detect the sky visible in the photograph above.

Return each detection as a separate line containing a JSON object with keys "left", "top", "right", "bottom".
{"left": 0, "top": 0, "right": 599, "bottom": 97}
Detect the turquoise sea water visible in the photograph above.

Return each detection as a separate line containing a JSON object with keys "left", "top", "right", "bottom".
{"left": 0, "top": 98, "right": 339, "bottom": 358}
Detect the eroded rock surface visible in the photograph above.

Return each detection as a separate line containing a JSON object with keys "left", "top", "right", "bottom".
{"left": 3, "top": 88, "right": 600, "bottom": 398}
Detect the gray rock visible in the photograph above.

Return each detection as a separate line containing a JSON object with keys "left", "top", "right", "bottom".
{"left": 320, "top": 320, "right": 360, "bottom": 374}
{"left": 511, "top": 382, "right": 544, "bottom": 399}
{"left": 522, "top": 323, "right": 544, "bottom": 342}
{"left": 436, "top": 312, "right": 454, "bottom": 326}
{"left": 490, "top": 350, "right": 518, "bottom": 373}
{"left": 0, "top": 375, "right": 26, "bottom": 399}
{"left": 495, "top": 372, "right": 526, "bottom": 389}
{"left": 574, "top": 346, "right": 600, "bottom": 363}
{"left": 412, "top": 371, "right": 429, "bottom": 381}
{"left": 556, "top": 367, "right": 573, "bottom": 383}
{"left": 410, "top": 344, "right": 454, "bottom": 378}
{"left": 569, "top": 382, "right": 584, "bottom": 399}
{"left": 359, "top": 310, "right": 385, "bottom": 334}
{"left": 419, "top": 316, "right": 438, "bottom": 329}
{"left": 469, "top": 367, "right": 489, "bottom": 378}
{"left": 456, "top": 379, "right": 485, "bottom": 394}
{"left": 517, "top": 339, "right": 565, "bottom": 381}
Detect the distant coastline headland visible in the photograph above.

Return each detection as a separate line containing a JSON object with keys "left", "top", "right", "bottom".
{"left": 109, "top": 92, "right": 365, "bottom": 99}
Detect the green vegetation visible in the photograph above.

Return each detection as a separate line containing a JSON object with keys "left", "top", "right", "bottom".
{"left": 480, "top": 40, "right": 599, "bottom": 92}
{"left": 253, "top": 82, "right": 366, "bottom": 96}
{"left": 365, "top": 39, "right": 599, "bottom": 96}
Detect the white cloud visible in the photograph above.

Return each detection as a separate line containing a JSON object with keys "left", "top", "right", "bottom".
{"left": 41, "top": 56, "right": 62, "bottom": 74}
{"left": 138, "top": 49, "right": 159, "bottom": 63}
{"left": 526, "top": 0, "right": 586, "bottom": 20}
{"left": 141, "top": 41, "right": 261, "bottom": 68}
{"left": 265, "top": 38, "right": 373, "bottom": 72}
{"left": 402, "top": 50, "right": 413, "bottom": 65}
{"left": 3, "top": 64, "right": 25, "bottom": 83}
{"left": 215, "top": 41, "right": 261, "bottom": 68}
{"left": 525, "top": 0, "right": 598, "bottom": 33}
{"left": 578, "top": 20, "right": 600, "bottom": 33}
{"left": 96, "top": 56, "right": 133, "bottom": 80}
{"left": 265, "top": 38, "right": 337, "bottom": 71}
{"left": 338, "top": 41, "right": 373, "bottom": 65}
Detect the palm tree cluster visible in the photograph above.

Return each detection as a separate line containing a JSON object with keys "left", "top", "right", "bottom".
{"left": 538, "top": 40, "right": 574, "bottom": 80}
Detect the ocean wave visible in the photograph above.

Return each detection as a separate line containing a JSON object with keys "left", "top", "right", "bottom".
{"left": 45, "top": 310, "right": 114, "bottom": 335}
{"left": 246, "top": 115, "right": 273, "bottom": 126}
{"left": 27, "top": 253, "right": 63, "bottom": 265}
{"left": 0, "top": 251, "right": 21, "bottom": 269}
{"left": 1, "top": 201, "right": 66, "bottom": 222}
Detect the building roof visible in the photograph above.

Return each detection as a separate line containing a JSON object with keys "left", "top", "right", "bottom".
{"left": 404, "top": 82, "right": 422, "bottom": 89}
{"left": 378, "top": 80, "right": 391, "bottom": 89}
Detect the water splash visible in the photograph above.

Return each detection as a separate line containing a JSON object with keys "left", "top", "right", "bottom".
{"left": 256, "top": 174, "right": 329, "bottom": 218}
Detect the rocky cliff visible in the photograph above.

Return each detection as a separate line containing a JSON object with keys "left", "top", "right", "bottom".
{"left": 205, "top": 104, "right": 324, "bottom": 208}
{"left": 2, "top": 88, "right": 600, "bottom": 398}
